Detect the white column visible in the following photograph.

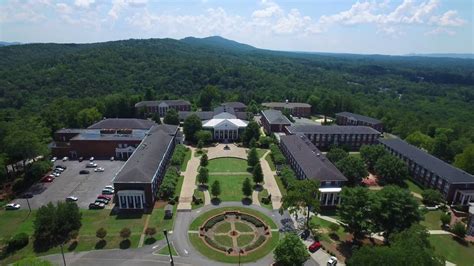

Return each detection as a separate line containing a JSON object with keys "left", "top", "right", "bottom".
{"left": 461, "top": 194, "right": 466, "bottom": 205}
{"left": 331, "top": 193, "right": 336, "bottom": 205}
{"left": 324, "top": 193, "right": 329, "bottom": 205}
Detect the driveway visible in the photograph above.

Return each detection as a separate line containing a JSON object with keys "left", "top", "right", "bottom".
{"left": 14, "top": 160, "right": 124, "bottom": 209}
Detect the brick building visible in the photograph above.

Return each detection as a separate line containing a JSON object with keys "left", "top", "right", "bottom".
{"left": 335, "top": 112, "right": 384, "bottom": 132}
{"left": 222, "top": 102, "right": 247, "bottom": 112}
{"left": 113, "top": 124, "right": 179, "bottom": 211}
{"left": 135, "top": 100, "right": 191, "bottom": 117}
{"left": 262, "top": 101, "right": 311, "bottom": 118}
{"left": 379, "top": 138, "right": 474, "bottom": 205}
{"left": 280, "top": 134, "right": 347, "bottom": 207}
{"left": 285, "top": 125, "right": 381, "bottom": 151}
{"left": 260, "top": 109, "right": 291, "bottom": 134}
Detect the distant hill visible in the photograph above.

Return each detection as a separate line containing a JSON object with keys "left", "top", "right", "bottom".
{"left": 406, "top": 53, "right": 474, "bottom": 59}
{"left": 180, "top": 36, "right": 256, "bottom": 52}
{"left": 0, "top": 41, "right": 21, "bottom": 47}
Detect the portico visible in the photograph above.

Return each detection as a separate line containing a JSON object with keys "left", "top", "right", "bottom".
{"left": 202, "top": 112, "right": 248, "bottom": 142}
{"left": 453, "top": 190, "right": 474, "bottom": 206}
{"left": 117, "top": 190, "right": 145, "bottom": 209}
{"left": 319, "top": 187, "right": 342, "bottom": 206}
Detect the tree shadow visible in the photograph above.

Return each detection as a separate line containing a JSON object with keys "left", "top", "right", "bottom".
{"left": 241, "top": 198, "right": 252, "bottom": 205}
{"left": 198, "top": 184, "right": 208, "bottom": 191}
{"left": 329, "top": 233, "right": 340, "bottom": 241}
{"left": 67, "top": 241, "right": 78, "bottom": 251}
{"left": 144, "top": 237, "right": 156, "bottom": 245}
{"left": 253, "top": 185, "right": 263, "bottom": 192}
{"left": 119, "top": 239, "right": 131, "bottom": 249}
{"left": 95, "top": 240, "right": 107, "bottom": 249}
{"left": 452, "top": 236, "right": 469, "bottom": 247}
{"left": 211, "top": 198, "right": 221, "bottom": 205}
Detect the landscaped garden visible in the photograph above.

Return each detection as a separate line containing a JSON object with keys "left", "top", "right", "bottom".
{"left": 207, "top": 158, "right": 249, "bottom": 173}
{"left": 188, "top": 207, "right": 279, "bottom": 263}
{"left": 207, "top": 175, "right": 252, "bottom": 201}
{"left": 429, "top": 235, "right": 474, "bottom": 266}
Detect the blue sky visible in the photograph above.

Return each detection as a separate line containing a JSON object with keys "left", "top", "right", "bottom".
{"left": 0, "top": 0, "right": 472, "bottom": 55}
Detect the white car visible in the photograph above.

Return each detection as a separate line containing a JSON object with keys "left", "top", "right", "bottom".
{"left": 62, "top": 157, "right": 69, "bottom": 162}
{"left": 327, "top": 256, "right": 338, "bottom": 266}
{"left": 51, "top": 157, "right": 57, "bottom": 163}
{"left": 104, "top": 185, "right": 114, "bottom": 191}
{"left": 66, "top": 196, "right": 78, "bottom": 202}
{"left": 5, "top": 203, "right": 21, "bottom": 210}
{"left": 86, "top": 162, "right": 98, "bottom": 168}
{"left": 89, "top": 157, "right": 94, "bottom": 162}
{"left": 94, "top": 167, "right": 105, "bottom": 172}
{"left": 52, "top": 172, "right": 60, "bottom": 177}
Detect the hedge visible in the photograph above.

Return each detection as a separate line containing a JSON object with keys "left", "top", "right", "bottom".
{"left": 205, "top": 236, "right": 227, "bottom": 252}
{"left": 204, "top": 215, "right": 225, "bottom": 230}
{"left": 241, "top": 214, "right": 264, "bottom": 227}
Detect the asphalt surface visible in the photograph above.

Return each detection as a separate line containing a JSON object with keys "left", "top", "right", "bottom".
{"left": 14, "top": 160, "right": 124, "bottom": 209}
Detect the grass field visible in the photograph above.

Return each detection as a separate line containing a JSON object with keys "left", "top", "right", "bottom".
{"left": 264, "top": 154, "right": 276, "bottom": 171}
{"left": 180, "top": 148, "right": 192, "bottom": 172}
{"left": 207, "top": 158, "right": 248, "bottom": 173}
{"left": 215, "top": 222, "right": 232, "bottom": 233}
{"left": 189, "top": 207, "right": 277, "bottom": 230}
{"left": 157, "top": 243, "right": 178, "bottom": 256}
{"left": 256, "top": 149, "right": 268, "bottom": 158}
{"left": 237, "top": 234, "right": 255, "bottom": 246}
{"left": 429, "top": 235, "right": 474, "bottom": 266}
{"left": 192, "top": 189, "right": 205, "bottom": 209}
{"left": 214, "top": 235, "right": 233, "bottom": 247}
{"left": 235, "top": 222, "right": 253, "bottom": 232}
{"left": 420, "top": 210, "right": 443, "bottom": 230}
{"left": 259, "top": 189, "right": 272, "bottom": 210}
{"left": 208, "top": 175, "right": 250, "bottom": 201}
{"left": 404, "top": 179, "right": 424, "bottom": 195}
{"left": 310, "top": 216, "right": 346, "bottom": 241}
{"left": 274, "top": 175, "right": 288, "bottom": 197}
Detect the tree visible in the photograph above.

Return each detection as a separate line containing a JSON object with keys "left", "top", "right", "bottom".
{"left": 197, "top": 140, "right": 204, "bottom": 150}
{"left": 252, "top": 162, "right": 264, "bottom": 185}
{"left": 318, "top": 97, "right": 335, "bottom": 123}
{"left": 374, "top": 154, "right": 409, "bottom": 185}
{"left": 199, "top": 85, "right": 220, "bottom": 111}
{"left": 163, "top": 109, "right": 179, "bottom": 125}
{"left": 329, "top": 223, "right": 340, "bottom": 233}
{"left": 421, "top": 189, "right": 444, "bottom": 206}
{"left": 145, "top": 227, "right": 157, "bottom": 239}
{"left": 247, "top": 147, "right": 259, "bottom": 169}
{"left": 405, "top": 131, "right": 434, "bottom": 151}
{"left": 338, "top": 187, "right": 373, "bottom": 240}
{"left": 211, "top": 180, "right": 221, "bottom": 199}
{"left": 242, "top": 121, "right": 260, "bottom": 146}
{"left": 452, "top": 221, "right": 466, "bottom": 238}
{"left": 242, "top": 177, "right": 253, "bottom": 199}
{"left": 327, "top": 147, "right": 349, "bottom": 164}
{"left": 183, "top": 114, "right": 202, "bottom": 143}
{"left": 371, "top": 186, "right": 422, "bottom": 239}
{"left": 431, "top": 133, "right": 452, "bottom": 162}
{"left": 195, "top": 130, "right": 213, "bottom": 144}
{"left": 335, "top": 156, "right": 368, "bottom": 186}
{"left": 120, "top": 227, "right": 131, "bottom": 240}
{"left": 76, "top": 107, "right": 102, "bottom": 128}
{"left": 258, "top": 136, "right": 273, "bottom": 148}
{"left": 360, "top": 145, "right": 387, "bottom": 170}
{"left": 282, "top": 108, "right": 295, "bottom": 122}
{"left": 440, "top": 212, "right": 451, "bottom": 226}
{"left": 274, "top": 233, "right": 309, "bottom": 266}
{"left": 151, "top": 112, "right": 161, "bottom": 124}
{"left": 282, "top": 179, "right": 320, "bottom": 230}
{"left": 197, "top": 167, "right": 209, "bottom": 186}
{"left": 200, "top": 153, "right": 208, "bottom": 167}
{"left": 454, "top": 144, "right": 474, "bottom": 174}
{"left": 144, "top": 87, "right": 155, "bottom": 101}
{"left": 249, "top": 138, "right": 257, "bottom": 148}
{"left": 96, "top": 228, "right": 107, "bottom": 242}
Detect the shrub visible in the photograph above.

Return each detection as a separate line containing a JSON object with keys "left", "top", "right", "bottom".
{"left": 452, "top": 221, "right": 466, "bottom": 238}
{"left": 241, "top": 214, "right": 264, "bottom": 227}
{"left": 205, "top": 236, "right": 227, "bottom": 252}
{"left": 421, "top": 189, "right": 444, "bottom": 206}
{"left": 204, "top": 215, "right": 225, "bottom": 230}
{"left": 12, "top": 178, "right": 26, "bottom": 192}
{"left": 245, "top": 235, "right": 266, "bottom": 251}
{"left": 329, "top": 223, "right": 340, "bottom": 232}
{"left": 270, "top": 144, "right": 286, "bottom": 166}
{"left": 440, "top": 212, "right": 451, "bottom": 226}
{"left": 170, "top": 145, "right": 189, "bottom": 166}
{"left": 8, "top": 233, "right": 29, "bottom": 252}
{"left": 120, "top": 228, "right": 131, "bottom": 239}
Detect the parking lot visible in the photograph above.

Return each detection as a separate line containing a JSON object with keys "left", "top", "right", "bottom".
{"left": 15, "top": 160, "right": 125, "bottom": 209}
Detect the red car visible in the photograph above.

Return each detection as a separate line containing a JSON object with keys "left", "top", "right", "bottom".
{"left": 42, "top": 176, "right": 55, "bottom": 182}
{"left": 308, "top": 241, "right": 321, "bottom": 252}
{"left": 98, "top": 195, "right": 112, "bottom": 200}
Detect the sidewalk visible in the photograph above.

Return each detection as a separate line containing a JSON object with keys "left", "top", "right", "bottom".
{"left": 260, "top": 151, "right": 282, "bottom": 210}
{"left": 177, "top": 148, "right": 199, "bottom": 211}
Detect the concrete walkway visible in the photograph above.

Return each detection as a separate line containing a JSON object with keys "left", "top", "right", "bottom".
{"left": 178, "top": 148, "right": 200, "bottom": 211}
{"left": 137, "top": 215, "right": 151, "bottom": 247}
{"left": 260, "top": 151, "right": 282, "bottom": 210}
{"left": 252, "top": 190, "right": 261, "bottom": 206}
{"left": 203, "top": 190, "right": 211, "bottom": 205}
{"left": 206, "top": 143, "right": 248, "bottom": 159}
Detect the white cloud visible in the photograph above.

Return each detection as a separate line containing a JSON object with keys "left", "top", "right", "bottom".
{"left": 252, "top": 0, "right": 282, "bottom": 18}
{"left": 74, "top": 0, "right": 95, "bottom": 8}
{"left": 56, "top": 3, "right": 73, "bottom": 14}
{"left": 108, "top": 0, "right": 148, "bottom": 20}
{"left": 429, "top": 10, "right": 465, "bottom": 27}
{"left": 425, "top": 27, "right": 455, "bottom": 35}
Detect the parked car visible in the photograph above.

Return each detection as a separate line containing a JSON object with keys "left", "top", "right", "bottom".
{"left": 308, "top": 241, "right": 321, "bottom": 253}
{"left": 86, "top": 162, "right": 98, "bottom": 168}
{"left": 54, "top": 167, "right": 65, "bottom": 172}
{"left": 79, "top": 170, "right": 90, "bottom": 174}
{"left": 95, "top": 198, "right": 109, "bottom": 204}
{"left": 327, "top": 256, "right": 338, "bottom": 266}
{"left": 42, "top": 176, "right": 54, "bottom": 182}
{"left": 22, "top": 193, "right": 33, "bottom": 198}
{"left": 102, "top": 189, "right": 114, "bottom": 195}
{"left": 95, "top": 202, "right": 105, "bottom": 208}
{"left": 62, "top": 157, "right": 69, "bottom": 161}
{"left": 300, "top": 230, "right": 310, "bottom": 240}
{"left": 78, "top": 157, "right": 84, "bottom": 162}
{"left": 89, "top": 203, "right": 104, "bottom": 209}
{"left": 110, "top": 156, "right": 115, "bottom": 161}
{"left": 104, "top": 185, "right": 114, "bottom": 191}
{"left": 98, "top": 194, "right": 112, "bottom": 200}
{"left": 66, "top": 196, "right": 78, "bottom": 202}
{"left": 52, "top": 172, "right": 60, "bottom": 177}
{"left": 5, "top": 203, "right": 21, "bottom": 210}
{"left": 94, "top": 167, "right": 105, "bottom": 172}
{"left": 89, "top": 157, "right": 94, "bottom": 162}
{"left": 55, "top": 165, "right": 67, "bottom": 170}
{"left": 51, "top": 157, "right": 57, "bottom": 163}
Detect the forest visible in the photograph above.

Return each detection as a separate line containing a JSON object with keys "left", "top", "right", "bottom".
{"left": 0, "top": 36, "right": 473, "bottom": 181}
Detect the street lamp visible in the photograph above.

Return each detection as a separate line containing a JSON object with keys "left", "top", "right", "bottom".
{"left": 163, "top": 230, "right": 174, "bottom": 266}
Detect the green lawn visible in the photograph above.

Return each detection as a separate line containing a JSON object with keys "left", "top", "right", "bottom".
{"left": 429, "top": 235, "right": 474, "bottom": 266}
{"left": 157, "top": 243, "right": 178, "bottom": 256}
{"left": 264, "top": 154, "right": 276, "bottom": 171}
{"left": 189, "top": 231, "right": 279, "bottom": 263}
{"left": 192, "top": 189, "right": 205, "bottom": 209}
{"left": 310, "top": 216, "right": 345, "bottom": 240}
{"left": 214, "top": 235, "right": 233, "bottom": 247}
{"left": 256, "top": 149, "right": 268, "bottom": 158}
{"left": 207, "top": 158, "right": 248, "bottom": 173}
{"left": 0, "top": 210, "right": 36, "bottom": 242}
{"left": 404, "top": 179, "right": 424, "bottom": 195}
{"left": 180, "top": 148, "right": 192, "bottom": 172}
{"left": 274, "top": 175, "right": 288, "bottom": 197}
{"left": 215, "top": 222, "right": 232, "bottom": 233}
{"left": 235, "top": 222, "right": 253, "bottom": 232}
{"left": 420, "top": 210, "right": 443, "bottom": 230}
{"left": 149, "top": 205, "right": 177, "bottom": 233}
{"left": 259, "top": 189, "right": 272, "bottom": 210}
{"left": 237, "top": 234, "right": 255, "bottom": 246}
{"left": 174, "top": 175, "right": 185, "bottom": 198}
{"left": 189, "top": 207, "right": 277, "bottom": 230}
{"left": 208, "top": 175, "right": 250, "bottom": 201}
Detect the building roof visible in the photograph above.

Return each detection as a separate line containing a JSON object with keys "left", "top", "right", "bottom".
{"left": 379, "top": 138, "right": 474, "bottom": 184}
{"left": 113, "top": 125, "right": 178, "bottom": 184}
{"left": 286, "top": 125, "right": 380, "bottom": 135}
{"left": 261, "top": 109, "right": 291, "bottom": 125}
{"left": 203, "top": 118, "right": 248, "bottom": 128}
{"left": 336, "top": 112, "right": 382, "bottom": 125}
{"left": 71, "top": 129, "right": 147, "bottom": 141}
{"left": 222, "top": 102, "right": 247, "bottom": 109}
{"left": 134, "top": 100, "right": 191, "bottom": 108}
{"left": 56, "top": 128, "right": 88, "bottom": 134}
{"left": 88, "top": 118, "right": 156, "bottom": 130}
{"left": 262, "top": 102, "right": 311, "bottom": 108}
{"left": 280, "top": 134, "right": 347, "bottom": 182}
